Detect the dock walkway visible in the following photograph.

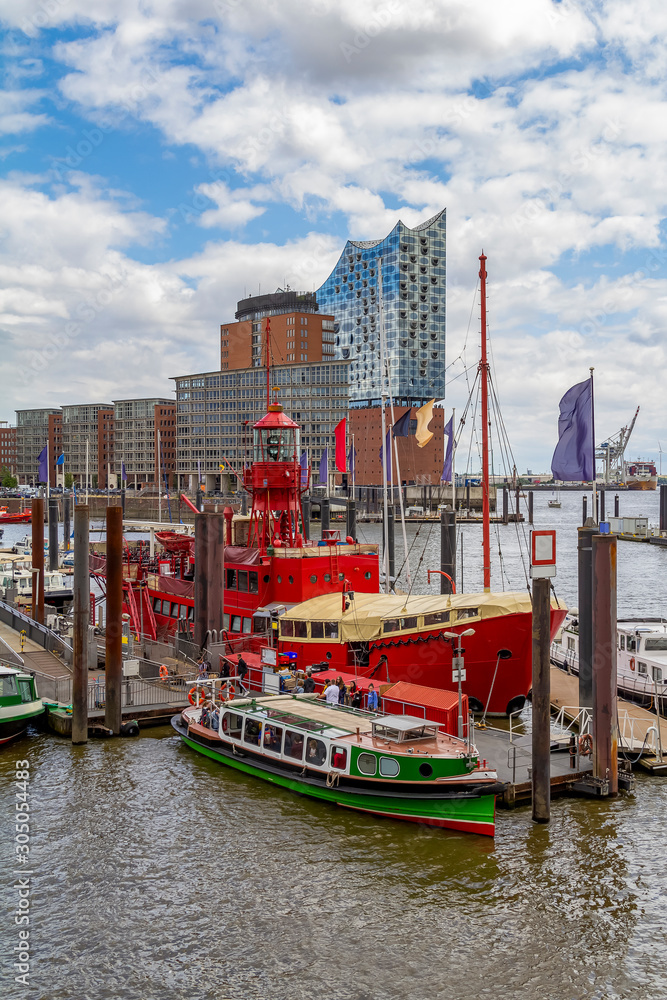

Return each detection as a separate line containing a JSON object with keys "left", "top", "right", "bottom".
{"left": 0, "top": 617, "right": 70, "bottom": 679}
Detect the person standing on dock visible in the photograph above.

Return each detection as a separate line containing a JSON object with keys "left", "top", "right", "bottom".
{"left": 367, "top": 683, "right": 378, "bottom": 712}
{"left": 324, "top": 679, "right": 340, "bottom": 706}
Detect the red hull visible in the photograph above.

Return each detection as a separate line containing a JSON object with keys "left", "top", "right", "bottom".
{"left": 0, "top": 513, "right": 32, "bottom": 524}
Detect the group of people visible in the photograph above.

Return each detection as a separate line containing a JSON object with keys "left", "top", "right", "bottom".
{"left": 199, "top": 700, "right": 220, "bottom": 731}
{"left": 318, "top": 676, "right": 378, "bottom": 711}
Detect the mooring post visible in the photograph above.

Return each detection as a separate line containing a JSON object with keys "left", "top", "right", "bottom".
{"left": 31, "top": 497, "right": 44, "bottom": 625}
{"left": 614, "top": 493, "right": 619, "bottom": 518}
{"left": 386, "top": 504, "right": 395, "bottom": 584}
{"left": 302, "top": 495, "right": 311, "bottom": 541}
{"left": 207, "top": 513, "right": 225, "bottom": 636}
{"left": 599, "top": 489, "right": 606, "bottom": 523}
{"left": 48, "top": 497, "right": 59, "bottom": 571}
{"left": 105, "top": 505, "right": 123, "bottom": 735}
{"left": 346, "top": 498, "right": 356, "bottom": 541}
{"left": 196, "top": 487, "right": 204, "bottom": 513}
{"left": 466, "top": 482, "right": 471, "bottom": 512}
{"left": 121, "top": 484, "right": 126, "bottom": 517}
{"left": 63, "top": 496, "right": 71, "bottom": 552}
{"left": 440, "top": 509, "right": 456, "bottom": 595}
{"left": 194, "top": 513, "right": 208, "bottom": 648}
{"left": 528, "top": 491, "right": 534, "bottom": 525}
{"left": 578, "top": 526, "right": 595, "bottom": 709}
{"left": 660, "top": 484, "right": 667, "bottom": 533}
{"left": 502, "top": 488, "right": 508, "bottom": 524}
{"left": 241, "top": 491, "right": 248, "bottom": 516}
{"left": 515, "top": 484, "right": 520, "bottom": 519}
{"left": 592, "top": 532, "right": 618, "bottom": 795}
{"left": 582, "top": 495, "right": 587, "bottom": 525}
{"left": 531, "top": 575, "right": 551, "bottom": 823}
{"left": 320, "top": 498, "right": 330, "bottom": 535}
{"left": 72, "top": 504, "right": 89, "bottom": 745}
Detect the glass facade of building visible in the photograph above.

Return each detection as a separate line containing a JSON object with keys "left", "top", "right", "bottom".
{"left": 315, "top": 209, "right": 446, "bottom": 409}
{"left": 173, "top": 361, "right": 348, "bottom": 487}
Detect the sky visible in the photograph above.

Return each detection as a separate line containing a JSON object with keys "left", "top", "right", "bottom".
{"left": 0, "top": 0, "right": 666, "bottom": 473}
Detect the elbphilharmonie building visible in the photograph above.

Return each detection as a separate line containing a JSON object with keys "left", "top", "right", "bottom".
{"left": 315, "top": 209, "right": 446, "bottom": 409}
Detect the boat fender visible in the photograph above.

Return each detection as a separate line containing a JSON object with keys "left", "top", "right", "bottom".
{"left": 578, "top": 733, "right": 593, "bottom": 755}
{"left": 159, "top": 664, "right": 169, "bottom": 681}
{"left": 119, "top": 720, "right": 140, "bottom": 737}
{"left": 188, "top": 686, "right": 205, "bottom": 706}
{"left": 346, "top": 536, "right": 354, "bottom": 545}
{"left": 629, "top": 657, "right": 635, "bottom": 671}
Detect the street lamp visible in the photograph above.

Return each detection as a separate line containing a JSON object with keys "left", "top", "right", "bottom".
{"left": 443, "top": 628, "right": 475, "bottom": 739}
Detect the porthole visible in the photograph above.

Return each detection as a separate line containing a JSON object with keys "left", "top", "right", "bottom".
{"left": 288, "top": 575, "right": 294, "bottom": 584}
{"left": 379, "top": 757, "right": 400, "bottom": 777}
{"left": 419, "top": 762, "right": 433, "bottom": 778}
{"left": 326, "top": 651, "right": 332, "bottom": 659}
{"left": 310, "top": 574, "right": 317, "bottom": 583}
{"left": 364, "top": 571, "right": 372, "bottom": 579}
{"left": 338, "top": 572, "right": 345, "bottom": 581}
{"left": 358, "top": 753, "right": 377, "bottom": 776}
{"left": 263, "top": 574, "right": 270, "bottom": 583}
{"left": 277, "top": 575, "right": 282, "bottom": 584}
{"left": 324, "top": 573, "right": 331, "bottom": 582}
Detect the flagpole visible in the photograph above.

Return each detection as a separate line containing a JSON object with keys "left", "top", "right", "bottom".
{"left": 85, "top": 438, "right": 89, "bottom": 505}
{"left": 352, "top": 433, "right": 355, "bottom": 500}
{"left": 46, "top": 436, "right": 50, "bottom": 499}
{"left": 451, "top": 407, "right": 456, "bottom": 512}
{"left": 590, "top": 366, "right": 596, "bottom": 521}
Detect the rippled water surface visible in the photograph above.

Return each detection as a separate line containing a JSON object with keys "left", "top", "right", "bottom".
{"left": 1, "top": 491, "right": 667, "bottom": 999}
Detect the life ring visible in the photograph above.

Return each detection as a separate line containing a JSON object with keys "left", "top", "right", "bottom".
{"left": 188, "top": 686, "right": 205, "bottom": 706}
{"left": 159, "top": 664, "right": 169, "bottom": 681}
{"left": 630, "top": 657, "right": 635, "bottom": 671}
{"left": 578, "top": 733, "right": 593, "bottom": 755}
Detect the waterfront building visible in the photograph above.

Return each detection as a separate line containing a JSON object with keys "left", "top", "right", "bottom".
{"left": 112, "top": 398, "right": 176, "bottom": 489}
{"left": 315, "top": 209, "right": 446, "bottom": 409}
{"left": 61, "top": 403, "right": 113, "bottom": 486}
{"left": 0, "top": 422, "right": 17, "bottom": 478}
{"left": 173, "top": 361, "right": 348, "bottom": 492}
{"left": 16, "top": 408, "right": 62, "bottom": 485}
{"left": 96, "top": 408, "right": 114, "bottom": 489}
{"left": 221, "top": 290, "right": 335, "bottom": 370}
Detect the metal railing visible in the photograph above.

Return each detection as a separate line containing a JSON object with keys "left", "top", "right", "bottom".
{"left": 36, "top": 672, "right": 196, "bottom": 711}
{"left": 0, "top": 598, "right": 73, "bottom": 667}
{"left": 552, "top": 703, "right": 660, "bottom": 754}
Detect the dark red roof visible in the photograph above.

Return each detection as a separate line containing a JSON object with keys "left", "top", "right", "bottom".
{"left": 254, "top": 405, "right": 298, "bottom": 430}
{"left": 381, "top": 681, "right": 460, "bottom": 711}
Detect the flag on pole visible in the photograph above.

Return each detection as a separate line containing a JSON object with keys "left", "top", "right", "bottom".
{"left": 441, "top": 415, "right": 454, "bottom": 483}
{"left": 415, "top": 399, "right": 435, "bottom": 448}
{"left": 392, "top": 409, "right": 411, "bottom": 437}
{"left": 347, "top": 445, "right": 355, "bottom": 479}
{"left": 334, "top": 417, "right": 347, "bottom": 472}
{"left": 38, "top": 446, "right": 48, "bottom": 483}
{"left": 319, "top": 448, "right": 328, "bottom": 483}
{"left": 121, "top": 461, "right": 127, "bottom": 483}
{"left": 55, "top": 453, "right": 65, "bottom": 466}
{"left": 300, "top": 451, "right": 308, "bottom": 486}
{"left": 379, "top": 430, "right": 392, "bottom": 482}
{"left": 551, "top": 379, "right": 594, "bottom": 481}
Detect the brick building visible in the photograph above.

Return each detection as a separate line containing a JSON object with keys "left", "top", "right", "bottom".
{"left": 97, "top": 408, "right": 114, "bottom": 489}
{"left": 16, "top": 408, "right": 62, "bottom": 484}
{"left": 113, "top": 398, "right": 176, "bottom": 488}
{"left": 0, "top": 422, "right": 17, "bottom": 478}
{"left": 221, "top": 290, "right": 335, "bottom": 370}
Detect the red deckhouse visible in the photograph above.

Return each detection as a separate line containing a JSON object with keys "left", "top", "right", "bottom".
{"left": 244, "top": 405, "right": 306, "bottom": 551}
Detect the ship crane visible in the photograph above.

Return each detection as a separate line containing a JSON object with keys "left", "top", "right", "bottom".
{"left": 596, "top": 406, "right": 640, "bottom": 484}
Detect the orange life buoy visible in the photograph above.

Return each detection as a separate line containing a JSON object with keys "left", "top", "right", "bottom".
{"left": 188, "top": 686, "right": 205, "bottom": 706}
{"left": 159, "top": 664, "right": 169, "bottom": 681}
{"left": 630, "top": 657, "right": 635, "bottom": 671}
{"left": 578, "top": 733, "right": 593, "bottom": 755}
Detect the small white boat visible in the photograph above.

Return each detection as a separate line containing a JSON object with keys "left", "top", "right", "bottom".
{"left": 548, "top": 486, "right": 562, "bottom": 508}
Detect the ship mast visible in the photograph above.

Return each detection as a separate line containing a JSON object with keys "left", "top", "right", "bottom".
{"left": 479, "top": 252, "right": 491, "bottom": 592}
{"left": 265, "top": 316, "right": 271, "bottom": 408}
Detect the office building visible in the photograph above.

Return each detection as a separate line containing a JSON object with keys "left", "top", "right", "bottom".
{"left": 16, "top": 408, "right": 62, "bottom": 484}
{"left": 113, "top": 398, "right": 176, "bottom": 488}
{"left": 315, "top": 209, "right": 446, "bottom": 409}
{"left": 61, "top": 403, "right": 113, "bottom": 485}
{"left": 0, "top": 422, "right": 17, "bottom": 478}
{"left": 221, "top": 290, "right": 335, "bottom": 370}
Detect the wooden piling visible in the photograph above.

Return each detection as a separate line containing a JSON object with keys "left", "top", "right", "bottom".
{"left": 194, "top": 512, "right": 208, "bottom": 648}
{"left": 105, "top": 505, "right": 123, "bottom": 734}
{"left": 72, "top": 505, "right": 89, "bottom": 745}
{"left": 531, "top": 576, "right": 551, "bottom": 823}
{"left": 302, "top": 496, "right": 311, "bottom": 541}
{"left": 63, "top": 496, "right": 71, "bottom": 552}
{"left": 439, "top": 509, "right": 456, "bottom": 595}
{"left": 346, "top": 498, "right": 356, "bottom": 541}
{"left": 48, "top": 498, "right": 59, "bottom": 572}
{"left": 31, "top": 497, "right": 44, "bottom": 625}
{"left": 592, "top": 532, "right": 618, "bottom": 795}
{"left": 528, "top": 491, "right": 534, "bottom": 525}
{"left": 386, "top": 504, "right": 395, "bottom": 583}
{"left": 321, "top": 498, "right": 330, "bottom": 534}
{"left": 578, "top": 526, "right": 594, "bottom": 709}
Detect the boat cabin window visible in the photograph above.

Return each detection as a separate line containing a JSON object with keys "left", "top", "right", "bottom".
{"left": 626, "top": 635, "right": 637, "bottom": 653}
{"left": 254, "top": 426, "right": 299, "bottom": 463}
{"left": 170, "top": 602, "right": 179, "bottom": 618}
{"left": 222, "top": 712, "right": 244, "bottom": 739}
{"left": 423, "top": 611, "right": 450, "bottom": 628}
{"left": 263, "top": 724, "right": 283, "bottom": 754}
{"left": 645, "top": 638, "right": 667, "bottom": 651}
{"left": 357, "top": 752, "right": 377, "bottom": 775}
{"left": 231, "top": 615, "right": 242, "bottom": 632}
{"left": 253, "top": 613, "right": 270, "bottom": 634}
{"left": 652, "top": 666, "right": 663, "bottom": 683}
{"left": 372, "top": 721, "right": 438, "bottom": 742}
{"left": 153, "top": 597, "right": 161, "bottom": 612}
{"left": 293, "top": 621, "right": 308, "bottom": 639}
{"left": 187, "top": 607, "right": 194, "bottom": 622}
{"left": 284, "top": 729, "right": 304, "bottom": 761}
{"left": 457, "top": 608, "right": 478, "bottom": 621}
{"left": 330, "top": 745, "right": 348, "bottom": 770}
{"left": 619, "top": 634, "right": 625, "bottom": 650}
{"left": 249, "top": 572, "right": 258, "bottom": 594}
{"left": 0, "top": 674, "right": 18, "bottom": 697}
{"left": 306, "top": 737, "right": 327, "bottom": 766}
{"left": 226, "top": 569, "right": 237, "bottom": 589}
{"left": 379, "top": 757, "right": 400, "bottom": 777}
{"left": 17, "top": 678, "right": 32, "bottom": 703}
{"left": 243, "top": 617, "right": 252, "bottom": 634}
{"left": 383, "top": 619, "right": 400, "bottom": 634}
{"left": 567, "top": 636, "right": 576, "bottom": 651}
{"left": 238, "top": 571, "right": 248, "bottom": 593}
{"left": 243, "top": 718, "right": 262, "bottom": 746}
{"left": 311, "top": 621, "right": 339, "bottom": 639}
{"left": 638, "top": 662, "right": 647, "bottom": 675}
{"left": 281, "top": 620, "right": 294, "bottom": 637}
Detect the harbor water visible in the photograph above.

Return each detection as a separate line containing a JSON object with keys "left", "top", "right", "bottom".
{"left": 1, "top": 491, "right": 666, "bottom": 1000}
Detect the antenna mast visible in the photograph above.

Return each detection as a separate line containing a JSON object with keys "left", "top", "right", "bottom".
{"left": 479, "top": 252, "right": 491, "bottom": 592}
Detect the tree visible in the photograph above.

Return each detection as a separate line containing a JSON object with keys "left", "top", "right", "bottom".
{"left": 64, "top": 472, "right": 74, "bottom": 488}
{"left": 1, "top": 466, "right": 17, "bottom": 488}
{"left": 92, "top": 474, "right": 98, "bottom": 488}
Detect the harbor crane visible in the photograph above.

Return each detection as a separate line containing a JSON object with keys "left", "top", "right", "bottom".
{"left": 596, "top": 406, "right": 640, "bottom": 484}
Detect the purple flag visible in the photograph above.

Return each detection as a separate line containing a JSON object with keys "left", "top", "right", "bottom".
{"left": 551, "top": 378, "right": 594, "bottom": 481}
{"left": 347, "top": 445, "right": 355, "bottom": 478}
{"left": 300, "top": 450, "right": 308, "bottom": 486}
{"left": 38, "top": 445, "right": 48, "bottom": 483}
{"left": 319, "top": 448, "right": 328, "bottom": 483}
{"left": 392, "top": 409, "right": 411, "bottom": 437}
{"left": 378, "top": 430, "right": 392, "bottom": 482}
{"left": 441, "top": 415, "right": 454, "bottom": 483}
{"left": 121, "top": 461, "right": 127, "bottom": 482}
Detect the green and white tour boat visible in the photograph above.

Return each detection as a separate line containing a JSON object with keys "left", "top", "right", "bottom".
{"left": 172, "top": 694, "right": 500, "bottom": 836}
{"left": 0, "top": 665, "right": 44, "bottom": 744}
